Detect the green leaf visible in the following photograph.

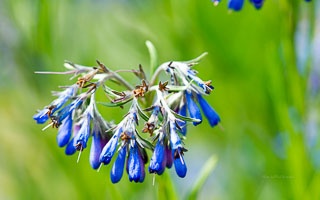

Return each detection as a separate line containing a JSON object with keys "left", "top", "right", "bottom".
{"left": 186, "top": 155, "right": 218, "bottom": 200}
{"left": 171, "top": 111, "right": 201, "bottom": 123}
{"left": 97, "top": 98, "right": 133, "bottom": 107}
{"left": 135, "top": 131, "right": 154, "bottom": 151}
{"left": 146, "top": 40, "right": 158, "bottom": 75}
{"left": 136, "top": 104, "right": 150, "bottom": 121}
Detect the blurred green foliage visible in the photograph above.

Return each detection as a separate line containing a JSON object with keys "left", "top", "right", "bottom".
{"left": 0, "top": 0, "right": 319, "bottom": 199}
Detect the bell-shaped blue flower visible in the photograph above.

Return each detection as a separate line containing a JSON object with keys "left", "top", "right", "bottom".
{"left": 197, "top": 94, "right": 220, "bottom": 127}
{"left": 128, "top": 143, "right": 142, "bottom": 183}
{"left": 100, "top": 128, "right": 122, "bottom": 165}
{"left": 65, "top": 124, "right": 81, "bottom": 155}
{"left": 57, "top": 113, "right": 73, "bottom": 147}
{"left": 110, "top": 146, "right": 127, "bottom": 183}
{"left": 33, "top": 108, "right": 50, "bottom": 124}
{"left": 228, "top": 0, "right": 245, "bottom": 11}
{"left": 173, "top": 148, "right": 187, "bottom": 178}
{"left": 149, "top": 139, "right": 165, "bottom": 174}
{"left": 250, "top": 0, "right": 264, "bottom": 9}
{"left": 73, "top": 114, "right": 91, "bottom": 151}
{"left": 185, "top": 91, "right": 202, "bottom": 126}
{"left": 89, "top": 128, "right": 104, "bottom": 169}
{"left": 177, "top": 105, "right": 187, "bottom": 135}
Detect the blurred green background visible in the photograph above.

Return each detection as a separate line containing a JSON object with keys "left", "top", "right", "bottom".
{"left": 0, "top": 0, "right": 319, "bottom": 199}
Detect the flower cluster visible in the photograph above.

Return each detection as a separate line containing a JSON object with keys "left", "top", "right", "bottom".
{"left": 33, "top": 48, "right": 220, "bottom": 183}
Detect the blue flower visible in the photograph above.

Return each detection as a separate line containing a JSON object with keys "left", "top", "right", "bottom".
{"left": 57, "top": 113, "right": 73, "bottom": 147}
{"left": 73, "top": 113, "right": 91, "bottom": 151}
{"left": 128, "top": 142, "right": 142, "bottom": 183}
{"left": 177, "top": 104, "right": 187, "bottom": 135}
{"left": 65, "top": 124, "right": 81, "bottom": 155}
{"left": 33, "top": 108, "right": 50, "bottom": 124}
{"left": 197, "top": 94, "right": 220, "bottom": 127}
{"left": 89, "top": 126, "right": 104, "bottom": 169}
{"left": 172, "top": 148, "right": 187, "bottom": 178}
{"left": 149, "top": 139, "right": 165, "bottom": 174}
{"left": 111, "top": 146, "right": 127, "bottom": 183}
{"left": 100, "top": 128, "right": 122, "bottom": 165}
{"left": 250, "top": 0, "right": 264, "bottom": 9}
{"left": 228, "top": 0, "right": 245, "bottom": 11}
{"left": 185, "top": 91, "right": 202, "bottom": 126}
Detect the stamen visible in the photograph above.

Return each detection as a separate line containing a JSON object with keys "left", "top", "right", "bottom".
{"left": 97, "top": 162, "right": 103, "bottom": 172}
{"left": 218, "top": 123, "right": 225, "bottom": 131}
{"left": 179, "top": 151, "right": 184, "bottom": 165}
{"left": 42, "top": 122, "right": 54, "bottom": 131}
{"left": 153, "top": 173, "right": 155, "bottom": 186}
{"left": 77, "top": 147, "right": 82, "bottom": 163}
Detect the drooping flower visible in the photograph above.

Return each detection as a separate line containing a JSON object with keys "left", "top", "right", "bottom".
{"left": 73, "top": 113, "right": 91, "bottom": 151}
{"left": 65, "top": 124, "right": 81, "bottom": 155}
{"left": 228, "top": 0, "right": 245, "bottom": 11}
{"left": 128, "top": 142, "right": 142, "bottom": 183}
{"left": 250, "top": 0, "right": 264, "bottom": 9}
{"left": 89, "top": 122, "right": 106, "bottom": 169}
{"left": 185, "top": 91, "right": 202, "bottom": 126}
{"left": 197, "top": 94, "right": 220, "bottom": 127}
{"left": 57, "top": 113, "right": 73, "bottom": 147}
{"left": 169, "top": 121, "right": 187, "bottom": 178}
{"left": 99, "top": 128, "right": 122, "bottom": 165}
{"left": 149, "top": 139, "right": 165, "bottom": 174}
{"left": 110, "top": 146, "right": 127, "bottom": 183}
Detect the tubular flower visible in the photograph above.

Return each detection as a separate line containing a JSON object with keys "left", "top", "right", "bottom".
{"left": 228, "top": 0, "right": 245, "bottom": 11}
{"left": 73, "top": 113, "right": 91, "bottom": 151}
{"left": 34, "top": 49, "right": 220, "bottom": 184}
{"left": 197, "top": 94, "right": 221, "bottom": 127}
{"left": 57, "top": 113, "right": 73, "bottom": 147}
{"left": 186, "top": 91, "right": 202, "bottom": 126}
{"left": 250, "top": 0, "right": 264, "bottom": 9}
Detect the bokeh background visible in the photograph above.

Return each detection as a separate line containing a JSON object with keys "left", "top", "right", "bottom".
{"left": 0, "top": 0, "right": 319, "bottom": 199}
